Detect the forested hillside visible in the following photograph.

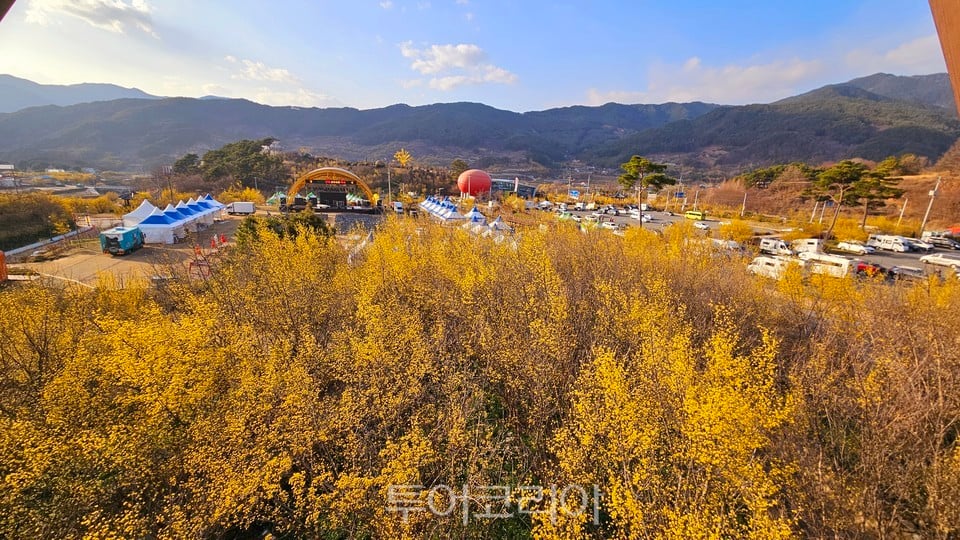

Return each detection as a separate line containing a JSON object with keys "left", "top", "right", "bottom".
{"left": 0, "top": 73, "right": 954, "bottom": 173}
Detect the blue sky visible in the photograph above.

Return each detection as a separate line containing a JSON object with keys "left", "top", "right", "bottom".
{"left": 0, "top": 0, "right": 947, "bottom": 112}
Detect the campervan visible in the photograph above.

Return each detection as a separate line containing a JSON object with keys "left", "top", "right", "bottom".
{"left": 791, "top": 238, "right": 822, "bottom": 254}
{"left": 759, "top": 238, "right": 793, "bottom": 256}
{"left": 799, "top": 252, "right": 854, "bottom": 278}
{"left": 747, "top": 256, "right": 802, "bottom": 280}
{"left": 867, "top": 234, "right": 911, "bottom": 253}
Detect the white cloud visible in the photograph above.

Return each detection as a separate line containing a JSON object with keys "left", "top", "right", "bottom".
{"left": 225, "top": 56, "right": 299, "bottom": 84}
{"left": 587, "top": 56, "right": 825, "bottom": 105}
{"left": 482, "top": 65, "right": 517, "bottom": 84}
{"left": 429, "top": 75, "right": 470, "bottom": 91}
{"left": 465, "top": 11, "right": 474, "bottom": 21}
{"left": 584, "top": 33, "right": 947, "bottom": 107}
{"left": 845, "top": 34, "right": 946, "bottom": 75}
{"left": 379, "top": 0, "right": 393, "bottom": 9}
{"left": 455, "top": 0, "right": 468, "bottom": 4}
{"left": 417, "top": 1, "right": 431, "bottom": 9}
{"left": 400, "top": 79, "right": 423, "bottom": 88}
{"left": 403, "top": 43, "right": 486, "bottom": 74}
{"left": 200, "top": 83, "right": 229, "bottom": 96}
{"left": 252, "top": 88, "right": 340, "bottom": 108}
{"left": 399, "top": 41, "right": 516, "bottom": 90}
{"left": 25, "top": 0, "right": 156, "bottom": 36}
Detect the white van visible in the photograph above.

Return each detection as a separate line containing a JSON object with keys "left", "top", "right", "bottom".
{"left": 791, "top": 238, "right": 822, "bottom": 254}
{"left": 799, "top": 252, "right": 854, "bottom": 278}
{"left": 748, "top": 256, "right": 802, "bottom": 280}
{"left": 759, "top": 238, "right": 794, "bottom": 256}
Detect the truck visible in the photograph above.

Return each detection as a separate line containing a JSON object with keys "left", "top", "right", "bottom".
{"left": 99, "top": 226, "right": 145, "bottom": 256}
{"left": 226, "top": 201, "right": 256, "bottom": 215}
{"left": 392, "top": 201, "right": 404, "bottom": 214}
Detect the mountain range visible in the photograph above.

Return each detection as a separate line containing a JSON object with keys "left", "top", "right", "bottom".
{"left": 0, "top": 73, "right": 955, "bottom": 173}
{"left": 0, "top": 74, "right": 157, "bottom": 114}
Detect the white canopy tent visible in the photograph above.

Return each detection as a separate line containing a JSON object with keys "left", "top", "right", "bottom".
{"left": 162, "top": 204, "right": 194, "bottom": 236}
{"left": 186, "top": 198, "right": 215, "bottom": 225}
{"left": 137, "top": 208, "right": 182, "bottom": 244}
{"left": 488, "top": 216, "right": 514, "bottom": 233}
{"left": 175, "top": 201, "right": 206, "bottom": 229}
{"left": 122, "top": 200, "right": 157, "bottom": 227}
{"left": 464, "top": 206, "right": 486, "bottom": 224}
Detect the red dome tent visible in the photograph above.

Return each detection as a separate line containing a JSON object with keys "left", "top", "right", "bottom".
{"left": 457, "top": 169, "right": 492, "bottom": 196}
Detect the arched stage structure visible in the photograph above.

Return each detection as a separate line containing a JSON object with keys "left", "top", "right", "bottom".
{"left": 287, "top": 167, "right": 377, "bottom": 209}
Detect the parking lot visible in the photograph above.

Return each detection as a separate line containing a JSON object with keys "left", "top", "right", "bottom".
{"left": 556, "top": 205, "right": 952, "bottom": 276}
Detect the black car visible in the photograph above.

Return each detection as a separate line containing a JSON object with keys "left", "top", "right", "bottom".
{"left": 888, "top": 266, "right": 927, "bottom": 282}
{"left": 925, "top": 236, "right": 960, "bottom": 250}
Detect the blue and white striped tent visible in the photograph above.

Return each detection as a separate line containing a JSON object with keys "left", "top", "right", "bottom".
{"left": 464, "top": 206, "right": 486, "bottom": 224}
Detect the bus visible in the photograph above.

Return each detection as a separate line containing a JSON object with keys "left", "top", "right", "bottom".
{"left": 684, "top": 210, "right": 705, "bottom": 220}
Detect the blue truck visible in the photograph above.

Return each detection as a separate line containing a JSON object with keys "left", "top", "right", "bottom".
{"left": 99, "top": 226, "right": 145, "bottom": 255}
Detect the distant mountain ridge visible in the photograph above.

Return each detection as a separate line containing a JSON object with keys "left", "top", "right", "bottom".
{"left": 0, "top": 75, "right": 158, "bottom": 114}
{"left": 0, "top": 97, "right": 718, "bottom": 170}
{"left": 0, "top": 72, "right": 954, "bottom": 172}
{"left": 846, "top": 72, "right": 956, "bottom": 110}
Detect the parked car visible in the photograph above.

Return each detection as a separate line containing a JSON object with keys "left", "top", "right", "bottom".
{"left": 693, "top": 221, "right": 709, "bottom": 230}
{"left": 888, "top": 266, "right": 927, "bottom": 282}
{"left": 924, "top": 236, "right": 960, "bottom": 250}
{"left": 905, "top": 238, "right": 935, "bottom": 252}
{"left": 601, "top": 221, "right": 618, "bottom": 230}
{"left": 836, "top": 240, "right": 874, "bottom": 255}
{"left": 919, "top": 252, "right": 960, "bottom": 270}
{"left": 854, "top": 261, "right": 886, "bottom": 278}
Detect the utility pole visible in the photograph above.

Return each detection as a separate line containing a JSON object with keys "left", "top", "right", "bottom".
{"left": 740, "top": 191, "right": 747, "bottom": 217}
{"left": 810, "top": 201, "right": 818, "bottom": 223}
{"left": 920, "top": 177, "right": 941, "bottom": 235}
{"left": 897, "top": 198, "right": 908, "bottom": 229}
{"left": 387, "top": 161, "right": 392, "bottom": 205}
{"left": 818, "top": 201, "right": 827, "bottom": 224}
{"left": 693, "top": 190, "right": 700, "bottom": 211}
